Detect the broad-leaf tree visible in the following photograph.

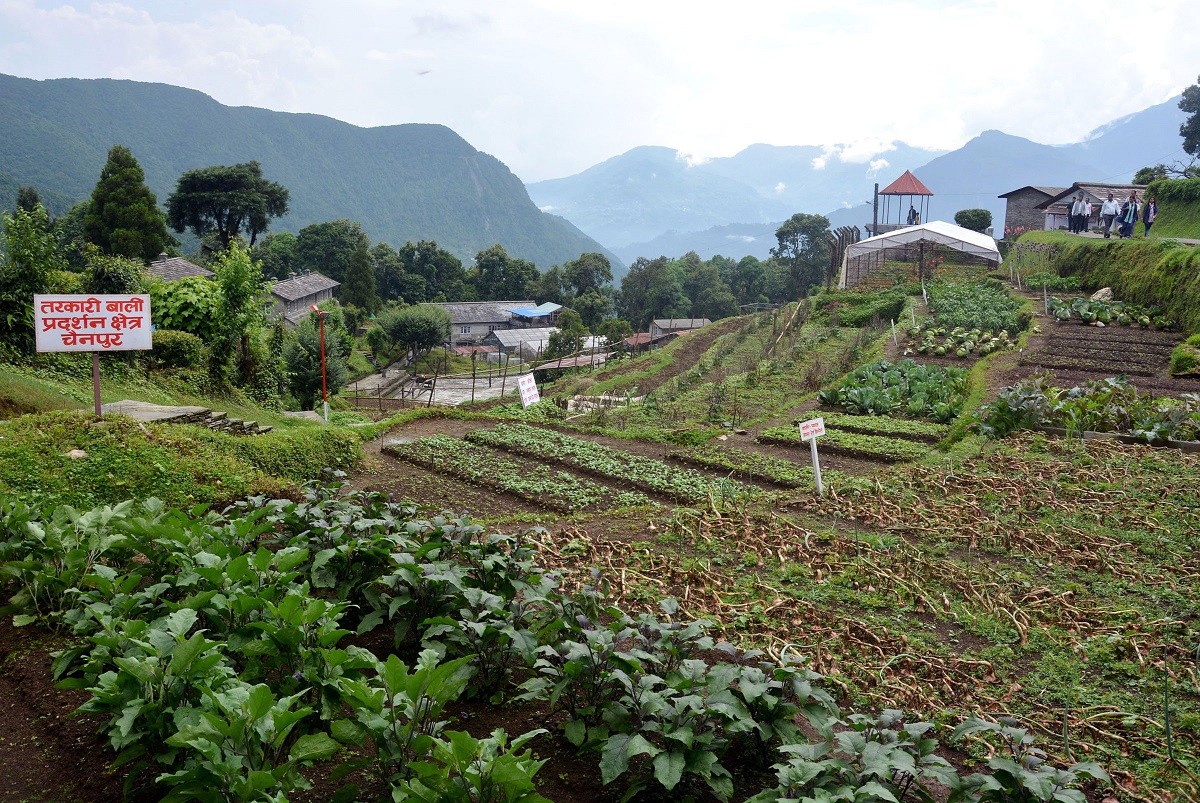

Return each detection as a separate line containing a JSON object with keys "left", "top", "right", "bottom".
{"left": 563, "top": 252, "right": 613, "bottom": 297}
{"left": 372, "top": 242, "right": 427, "bottom": 303}
{"left": 471, "top": 244, "right": 538, "bottom": 301}
{"left": 85, "top": 145, "right": 172, "bottom": 262}
{"left": 0, "top": 204, "right": 62, "bottom": 355}
{"left": 1181, "top": 74, "right": 1200, "bottom": 156}
{"left": 398, "top": 240, "right": 467, "bottom": 301}
{"left": 81, "top": 246, "right": 145, "bottom": 295}
{"left": 166, "top": 161, "right": 288, "bottom": 249}
{"left": 953, "top": 208, "right": 992, "bottom": 233}
{"left": 251, "top": 232, "right": 299, "bottom": 280}
{"left": 295, "top": 219, "right": 369, "bottom": 283}
{"left": 375, "top": 303, "right": 450, "bottom": 361}
{"left": 544, "top": 308, "right": 587, "bottom": 360}
{"left": 618, "top": 256, "right": 689, "bottom": 330}
{"left": 771, "top": 212, "right": 830, "bottom": 297}
{"left": 209, "top": 242, "right": 267, "bottom": 385}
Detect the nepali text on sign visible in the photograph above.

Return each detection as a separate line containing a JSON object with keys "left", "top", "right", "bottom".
{"left": 798, "top": 417, "right": 826, "bottom": 441}
{"left": 517, "top": 373, "right": 540, "bottom": 408}
{"left": 34, "top": 294, "right": 153, "bottom": 353}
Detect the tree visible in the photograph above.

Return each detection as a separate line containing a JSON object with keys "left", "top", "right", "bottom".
{"left": 296, "top": 219, "right": 369, "bottom": 283}
{"left": 954, "top": 208, "right": 993, "bottom": 233}
{"left": 81, "top": 246, "right": 145, "bottom": 294}
{"left": 166, "top": 161, "right": 289, "bottom": 249}
{"left": 54, "top": 201, "right": 91, "bottom": 269}
{"left": 399, "top": 240, "right": 467, "bottom": 301}
{"left": 534, "top": 265, "right": 567, "bottom": 305}
{"left": 571, "top": 288, "right": 612, "bottom": 331}
{"left": 372, "top": 242, "right": 426, "bottom": 303}
{"left": 1134, "top": 165, "right": 1170, "bottom": 185}
{"left": 0, "top": 204, "right": 62, "bottom": 355}
{"left": 85, "top": 145, "right": 172, "bottom": 262}
{"left": 251, "top": 232, "right": 299, "bottom": 280}
{"left": 563, "top": 252, "right": 613, "bottom": 297}
{"left": 471, "top": 244, "right": 539, "bottom": 301}
{"left": 1181, "top": 74, "right": 1200, "bottom": 156}
{"left": 15, "top": 186, "right": 43, "bottom": 217}
{"left": 771, "top": 213, "right": 830, "bottom": 297}
{"left": 618, "top": 256, "right": 689, "bottom": 330}
{"left": 544, "top": 308, "right": 587, "bottom": 360}
{"left": 209, "top": 242, "right": 267, "bottom": 385}
{"left": 375, "top": 303, "right": 451, "bottom": 359}
{"left": 341, "top": 242, "right": 381, "bottom": 313}
{"left": 286, "top": 315, "right": 348, "bottom": 410}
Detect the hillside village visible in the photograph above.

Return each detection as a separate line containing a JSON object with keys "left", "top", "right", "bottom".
{"left": 1, "top": 72, "right": 1200, "bottom": 803}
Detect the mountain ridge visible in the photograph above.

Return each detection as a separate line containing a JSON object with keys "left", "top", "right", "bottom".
{"left": 529, "top": 96, "right": 1189, "bottom": 259}
{"left": 0, "top": 73, "right": 619, "bottom": 270}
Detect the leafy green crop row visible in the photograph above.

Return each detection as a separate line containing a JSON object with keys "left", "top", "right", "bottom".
{"left": 467, "top": 423, "right": 758, "bottom": 505}
{"left": 926, "top": 281, "right": 1028, "bottom": 336}
{"left": 819, "top": 359, "right": 968, "bottom": 422}
{"left": 385, "top": 434, "right": 650, "bottom": 512}
{"left": 977, "top": 375, "right": 1200, "bottom": 442}
{"left": 0, "top": 485, "right": 1110, "bottom": 802}
{"left": 758, "top": 426, "right": 930, "bottom": 463}
{"left": 811, "top": 411, "right": 950, "bottom": 442}
{"left": 669, "top": 446, "right": 820, "bottom": 488}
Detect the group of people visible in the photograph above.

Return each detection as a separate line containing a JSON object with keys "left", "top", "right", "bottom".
{"left": 1097, "top": 191, "right": 1157, "bottom": 239}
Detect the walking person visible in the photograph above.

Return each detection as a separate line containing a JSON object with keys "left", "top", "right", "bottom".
{"left": 1070, "top": 194, "right": 1086, "bottom": 233}
{"left": 1100, "top": 192, "right": 1120, "bottom": 238}
{"left": 1083, "top": 198, "right": 1094, "bottom": 233}
{"left": 1142, "top": 195, "right": 1157, "bottom": 236}
{"left": 1119, "top": 193, "right": 1139, "bottom": 239}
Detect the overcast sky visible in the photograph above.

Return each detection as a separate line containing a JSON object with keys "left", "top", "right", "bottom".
{"left": 1, "top": 0, "right": 1196, "bottom": 182}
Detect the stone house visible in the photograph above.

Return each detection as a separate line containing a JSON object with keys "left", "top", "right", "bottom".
{"left": 144, "top": 253, "right": 213, "bottom": 283}
{"left": 270, "top": 272, "right": 340, "bottom": 326}
{"left": 996, "top": 187, "right": 1066, "bottom": 237}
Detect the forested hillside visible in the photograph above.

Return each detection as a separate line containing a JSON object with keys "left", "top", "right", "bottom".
{"left": 0, "top": 73, "right": 617, "bottom": 268}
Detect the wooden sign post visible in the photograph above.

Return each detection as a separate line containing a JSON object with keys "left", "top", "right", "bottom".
{"left": 798, "top": 416, "right": 826, "bottom": 497}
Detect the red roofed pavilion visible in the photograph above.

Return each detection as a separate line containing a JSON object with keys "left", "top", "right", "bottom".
{"left": 871, "top": 169, "right": 934, "bottom": 234}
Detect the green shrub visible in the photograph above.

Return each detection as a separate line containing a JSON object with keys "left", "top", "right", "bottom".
{"left": 813, "top": 288, "right": 906, "bottom": 328}
{"left": 1170, "top": 343, "right": 1200, "bottom": 375}
{"left": 954, "top": 208, "right": 992, "bottom": 233}
{"left": 151, "top": 329, "right": 207, "bottom": 368}
{"left": 1146, "top": 177, "right": 1200, "bottom": 203}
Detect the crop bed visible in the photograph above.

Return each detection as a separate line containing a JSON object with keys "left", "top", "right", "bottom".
{"left": 384, "top": 435, "right": 651, "bottom": 513}
{"left": 1015, "top": 320, "right": 1200, "bottom": 395}
{"left": 757, "top": 425, "right": 929, "bottom": 463}
{"left": 466, "top": 423, "right": 759, "bottom": 504}
{"left": 668, "top": 445, "right": 822, "bottom": 488}
{"left": 807, "top": 411, "right": 950, "bottom": 443}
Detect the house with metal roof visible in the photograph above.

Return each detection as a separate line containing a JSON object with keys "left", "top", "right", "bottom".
{"left": 145, "top": 253, "right": 213, "bottom": 283}
{"left": 438, "top": 300, "right": 532, "bottom": 345}
{"left": 650, "top": 318, "right": 711, "bottom": 339}
{"left": 483, "top": 327, "right": 559, "bottom": 356}
{"left": 270, "top": 272, "right": 340, "bottom": 326}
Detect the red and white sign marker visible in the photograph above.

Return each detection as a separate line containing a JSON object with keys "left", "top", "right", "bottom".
{"left": 34, "top": 294, "right": 152, "bottom": 352}
{"left": 797, "top": 417, "right": 826, "bottom": 496}
{"left": 517, "top": 373, "right": 540, "bottom": 408}
{"left": 33, "top": 293, "right": 154, "bottom": 417}
{"left": 798, "top": 417, "right": 826, "bottom": 441}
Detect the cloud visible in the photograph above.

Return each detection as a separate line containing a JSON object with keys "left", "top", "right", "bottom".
{"left": 675, "top": 151, "right": 709, "bottom": 167}
{"left": 868, "top": 159, "right": 890, "bottom": 175}
{"left": 774, "top": 182, "right": 786, "bottom": 194}
{"left": 0, "top": 0, "right": 1197, "bottom": 182}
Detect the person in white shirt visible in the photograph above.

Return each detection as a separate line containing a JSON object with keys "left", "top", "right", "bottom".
{"left": 1099, "top": 193, "right": 1120, "bottom": 238}
{"left": 1070, "top": 195, "right": 1086, "bottom": 233}
{"left": 1082, "top": 199, "right": 1093, "bottom": 232}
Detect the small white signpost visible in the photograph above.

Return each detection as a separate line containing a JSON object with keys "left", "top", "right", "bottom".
{"left": 797, "top": 416, "right": 826, "bottom": 497}
{"left": 34, "top": 293, "right": 153, "bottom": 416}
{"left": 516, "top": 373, "right": 540, "bottom": 408}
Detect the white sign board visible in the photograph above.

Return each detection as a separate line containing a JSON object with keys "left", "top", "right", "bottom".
{"left": 798, "top": 417, "right": 826, "bottom": 441}
{"left": 517, "top": 373, "right": 540, "bottom": 407}
{"left": 34, "top": 294, "right": 153, "bottom": 352}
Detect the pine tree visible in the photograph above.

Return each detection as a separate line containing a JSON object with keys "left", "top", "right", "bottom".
{"left": 84, "top": 145, "right": 171, "bottom": 262}
{"left": 341, "top": 241, "right": 381, "bottom": 313}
